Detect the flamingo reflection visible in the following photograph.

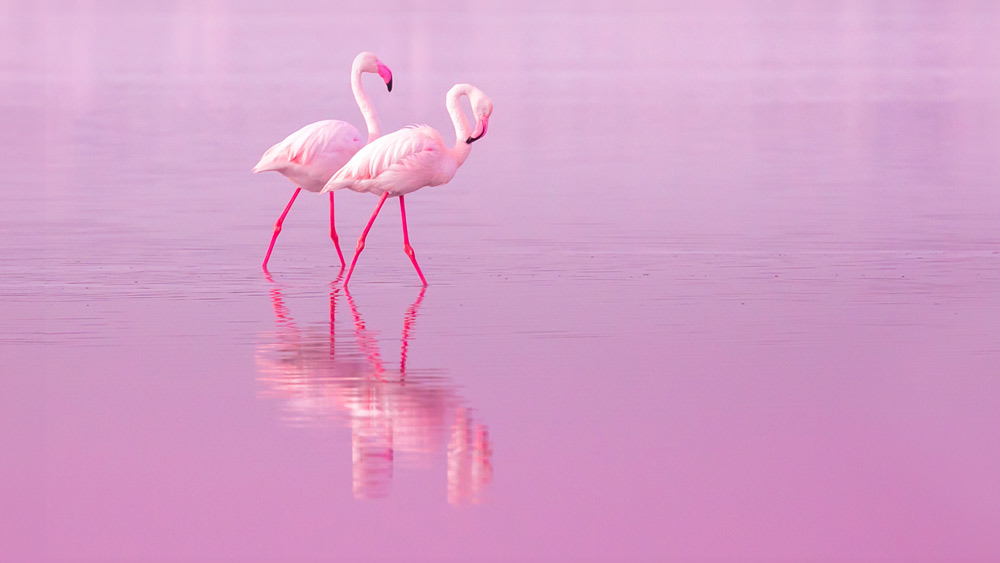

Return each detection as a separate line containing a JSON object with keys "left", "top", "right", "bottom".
{"left": 255, "top": 277, "right": 491, "bottom": 503}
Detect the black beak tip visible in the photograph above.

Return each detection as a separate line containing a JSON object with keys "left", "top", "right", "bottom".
{"left": 466, "top": 136, "right": 476, "bottom": 144}
{"left": 386, "top": 78, "right": 393, "bottom": 92}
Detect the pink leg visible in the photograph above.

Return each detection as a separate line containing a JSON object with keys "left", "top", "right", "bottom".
{"left": 262, "top": 187, "right": 301, "bottom": 271}
{"left": 343, "top": 192, "right": 390, "bottom": 287}
{"left": 399, "top": 196, "right": 428, "bottom": 286}
{"left": 329, "top": 192, "right": 346, "bottom": 268}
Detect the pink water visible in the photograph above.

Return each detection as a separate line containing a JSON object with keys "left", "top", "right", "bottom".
{"left": 3, "top": 2, "right": 1000, "bottom": 561}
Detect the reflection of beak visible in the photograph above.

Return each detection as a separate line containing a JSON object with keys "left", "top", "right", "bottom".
{"left": 377, "top": 62, "right": 393, "bottom": 92}
{"left": 466, "top": 115, "right": 489, "bottom": 144}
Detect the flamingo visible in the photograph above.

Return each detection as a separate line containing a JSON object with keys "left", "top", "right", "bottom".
{"left": 321, "top": 83, "right": 494, "bottom": 287}
{"left": 253, "top": 51, "right": 393, "bottom": 271}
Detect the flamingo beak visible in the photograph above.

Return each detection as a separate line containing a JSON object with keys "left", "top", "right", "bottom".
{"left": 466, "top": 115, "right": 489, "bottom": 144}
{"left": 376, "top": 62, "right": 393, "bottom": 92}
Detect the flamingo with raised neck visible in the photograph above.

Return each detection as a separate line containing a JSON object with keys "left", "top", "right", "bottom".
{"left": 321, "top": 83, "right": 494, "bottom": 286}
{"left": 253, "top": 51, "right": 393, "bottom": 271}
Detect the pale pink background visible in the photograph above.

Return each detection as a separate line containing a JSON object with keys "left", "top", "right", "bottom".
{"left": 2, "top": 1, "right": 1000, "bottom": 561}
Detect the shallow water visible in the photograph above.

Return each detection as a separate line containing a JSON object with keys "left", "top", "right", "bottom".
{"left": 3, "top": 2, "right": 1000, "bottom": 561}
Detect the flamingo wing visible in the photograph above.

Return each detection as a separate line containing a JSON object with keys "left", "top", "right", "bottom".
{"left": 253, "top": 120, "right": 362, "bottom": 174}
{"left": 322, "top": 125, "right": 446, "bottom": 195}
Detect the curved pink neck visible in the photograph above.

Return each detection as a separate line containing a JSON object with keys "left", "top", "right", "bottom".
{"left": 445, "top": 85, "right": 473, "bottom": 165}
{"left": 351, "top": 64, "right": 381, "bottom": 142}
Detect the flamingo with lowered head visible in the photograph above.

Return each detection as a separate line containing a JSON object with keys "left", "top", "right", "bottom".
{"left": 321, "top": 83, "right": 494, "bottom": 286}
{"left": 253, "top": 51, "right": 393, "bottom": 271}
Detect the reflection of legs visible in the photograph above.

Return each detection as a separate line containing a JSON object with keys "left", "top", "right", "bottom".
{"left": 266, "top": 276, "right": 295, "bottom": 329}
{"left": 328, "top": 271, "right": 345, "bottom": 359}
{"left": 400, "top": 287, "right": 427, "bottom": 375}
{"left": 329, "top": 270, "right": 344, "bottom": 354}
{"left": 344, "top": 192, "right": 389, "bottom": 287}
{"left": 330, "top": 280, "right": 343, "bottom": 358}
{"left": 330, "top": 192, "right": 346, "bottom": 268}
{"left": 399, "top": 196, "right": 428, "bottom": 286}
{"left": 262, "top": 188, "right": 301, "bottom": 270}
{"left": 344, "top": 290, "right": 385, "bottom": 375}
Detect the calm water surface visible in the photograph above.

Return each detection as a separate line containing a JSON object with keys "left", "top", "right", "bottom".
{"left": 2, "top": 2, "right": 1000, "bottom": 561}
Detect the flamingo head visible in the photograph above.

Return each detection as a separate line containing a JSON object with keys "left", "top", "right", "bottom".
{"left": 355, "top": 51, "right": 393, "bottom": 92}
{"left": 466, "top": 88, "right": 493, "bottom": 144}
{"left": 377, "top": 61, "right": 393, "bottom": 92}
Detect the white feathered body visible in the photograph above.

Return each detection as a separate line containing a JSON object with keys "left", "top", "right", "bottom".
{"left": 322, "top": 125, "right": 461, "bottom": 197}
{"left": 252, "top": 120, "right": 364, "bottom": 192}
